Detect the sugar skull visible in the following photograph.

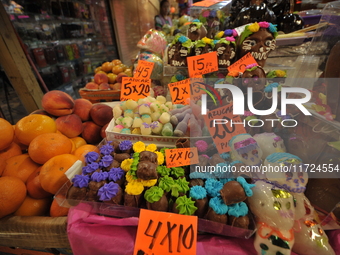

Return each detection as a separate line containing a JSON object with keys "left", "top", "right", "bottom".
{"left": 253, "top": 133, "right": 286, "bottom": 160}
{"left": 187, "top": 21, "right": 207, "bottom": 41}
{"left": 168, "top": 35, "right": 192, "bottom": 67}
{"left": 214, "top": 41, "right": 236, "bottom": 68}
{"left": 264, "top": 152, "right": 307, "bottom": 194}
{"left": 248, "top": 180, "right": 295, "bottom": 255}
{"left": 241, "top": 64, "right": 266, "bottom": 92}
{"left": 237, "top": 22, "right": 278, "bottom": 67}
{"left": 193, "top": 37, "right": 214, "bottom": 56}
{"left": 229, "top": 133, "right": 263, "bottom": 167}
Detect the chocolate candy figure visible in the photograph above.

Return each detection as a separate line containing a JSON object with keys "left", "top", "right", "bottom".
{"left": 168, "top": 35, "right": 192, "bottom": 67}
{"left": 237, "top": 22, "right": 278, "bottom": 67}
{"left": 214, "top": 39, "right": 236, "bottom": 68}
{"left": 187, "top": 20, "right": 207, "bottom": 41}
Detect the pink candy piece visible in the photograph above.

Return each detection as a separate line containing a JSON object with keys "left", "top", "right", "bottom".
{"left": 195, "top": 140, "right": 208, "bottom": 153}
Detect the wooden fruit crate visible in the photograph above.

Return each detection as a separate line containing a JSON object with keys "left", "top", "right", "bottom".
{"left": 0, "top": 215, "right": 70, "bottom": 249}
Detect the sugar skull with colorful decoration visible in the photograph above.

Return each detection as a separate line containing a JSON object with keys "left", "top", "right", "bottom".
{"left": 187, "top": 20, "right": 207, "bottom": 41}
{"left": 213, "top": 35, "right": 236, "bottom": 68}
{"left": 237, "top": 22, "right": 278, "bottom": 67}
{"left": 193, "top": 37, "right": 215, "bottom": 56}
{"left": 263, "top": 152, "right": 307, "bottom": 194}
{"left": 253, "top": 133, "right": 286, "bottom": 160}
{"left": 247, "top": 180, "right": 295, "bottom": 255}
{"left": 229, "top": 133, "right": 263, "bottom": 167}
{"left": 168, "top": 35, "right": 192, "bottom": 67}
{"left": 240, "top": 64, "right": 267, "bottom": 92}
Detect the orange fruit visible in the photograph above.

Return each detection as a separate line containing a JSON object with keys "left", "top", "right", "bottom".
{"left": 101, "top": 62, "right": 113, "bottom": 73}
{"left": 2, "top": 154, "right": 40, "bottom": 183}
{"left": 124, "top": 68, "right": 133, "bottom": 77}
{"left": 28, "top": 133, "right": 73, "bottom": 164}
{"left": 15, "top": 115, "right": 57, "bottom": 145}
{"left": 119, "top": 64, "right": 128, "bottom": 72}
{"left": 70, "top": 137, "right": 87, "bottom": 149}
{"left": 14, "top": 195, "right": 51, "bottom": 216}
{"left": 107, "top": 73, "right": 117, "bottom": 83}
{"left": 0, "top": 142, "right": 22, "bottom": 176}
{"left": 73, "top": 144, "right": 100, "bottom": 162}
{"left": 70, "top": 139, "right": 76, "bottom": 154}
{"left": 112, "top": 65, "right": 124, "bottom": 75}
{"left": 96, "top": 70, "right": 107, "bottom": 75}
{"left": 40, "top": 154, "right": 79, "bottom": 194}
{"left": 111, "top": 59, "right": 122, "bottom": 66}
{"left": 50, "top": 198, "right": 69, "bottom": 217}
{"left": 94, "top": 66, "right": 102, "bottom": 73}
{"left": 26, "top": 166, "right": 53, "bottom": 199}
{"left": 0, "top": 176, "right": 27, "bottom": 218}
{"left": 0, "top": 118, "right": 14, "bottom": 150}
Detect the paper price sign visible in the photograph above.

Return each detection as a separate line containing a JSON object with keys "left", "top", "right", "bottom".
{"left": 165, "top": 147, "right": 199, "bottom": 168}
{"left": 190, "top": 76, "right": 205, "bottom": 102}
{"left": 168, "top": 78, "right": 191, "bottom": 105}
{"left": 187, "top": 52, "right": 218, "bottom": 77}
{"left": 227, "top": 52, "right": 257, "bottom": 73}
{"left": 134, "top": 209, "right": 197, "bottom": 255}
{"left": 134, "top": 60, "right": 154, "bottom": 79}
{"left": 121, "top": 77, "right": 151, "bottom": 101}
{"left": 203, "top": 103, "right": 246, "bottom": 154}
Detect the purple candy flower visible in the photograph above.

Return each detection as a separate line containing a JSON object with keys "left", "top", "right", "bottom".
{"left": 98, "top": 182, "right": 120, "bottom": 201}
{"left": 85, "top": 151, "right": 99, "bottom": 164}
{"left": 82, "top": 165, "right": 94, "bottom": 175}
{"left": 72, "top": 174, "right": 90, "bottom": 188}
{"left": 100, "top": 143, "right": 114, "bottom": 155}
{"left": 101, "top": 155, "right": 114, "bottom": 167}
{"left": 119, "top": 140, "right": 133, "bottom": 151}
{"left": 91, "top": 170, "right": 108, "bottom": 182}
{"left": 108, "top": 167, "right": 125, "bottom": 182}
{"left": 88, "top": 162, "right": 100, "bottom": 172}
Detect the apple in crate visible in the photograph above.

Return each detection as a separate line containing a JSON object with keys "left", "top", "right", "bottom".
{"left": 85, "top": 82, "right": 99, "bottom": 90}
{"left": 94, "top": 73, "right": 108, "bottom": 84}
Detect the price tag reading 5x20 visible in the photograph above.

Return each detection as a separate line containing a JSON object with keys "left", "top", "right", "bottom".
{"left": 121, "top": 77, "right": 151, "bottom": 101}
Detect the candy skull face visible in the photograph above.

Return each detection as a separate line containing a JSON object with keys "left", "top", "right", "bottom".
{"left": 254, "top": 133, "right": 286, "bottom": 160}
{"left": 187, "top": 24, "right": 207, "bottom": 41}
{"left": 194, "top": 44, "right": 213, "bottom": 56}
{"left": 239, "top": 27, "right": 276, "bottom": 67}
{"left": 230, "top": 134, "right": 263, "bottom": 166}
{"left": 241, "top": 66, "right": 266, "bottom": 92}
{"left": 248, "top": 180, "right": 295, "bottom": 229}
{"left": 264, "top": 152, "right": 308, "bottom": 194}
{"left": 168, "top": 43, "right": 189, "bottom": 67}
{"left": 214, "top": 43, "right": 236, "bottom": 67}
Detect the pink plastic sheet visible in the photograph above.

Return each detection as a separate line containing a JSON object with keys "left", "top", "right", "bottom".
{"left": 67, "top": 203, "right": 340, "bottom": 255}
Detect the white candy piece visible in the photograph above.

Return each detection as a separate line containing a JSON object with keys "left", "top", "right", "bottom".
{"left": 140, "top": 123, "right": 152, "bottom": 135}
{"left": 125, "top": 99, "right": 138, "bottom": 110}
{"left": 151, "top": 111, "right": 161, "bottom": 122}
{"left": 159, "top": 112, "right": 170, "bottom": 124}
{"left": 124, "top": 109, "right": 134, "bottom": 118}
{"left": 150, "top": 102, "right": 161, "bottom": 112}
{"left": 156, "top": 96, "right": 167, "bottom": 104}
{"left": 165, "top": 101, "right": 173, "bottom": 110}
{"left": 113, "top": 105, "right": 123, "bottom": 119}
{"left": 160, "top": 104, "right": 169, "bottom": 113}
{"left": 141, "top": 114, "right": 152, "bottom": 124}
{"left": 139, "top": 104, "right": 152, "bottom": 115}
{"left": 122, "top": 116, "right": 133, "bottom": 128}
{"left": 137, "top": 98, "right": 147, "bottom": 105}
{"left": 151, "top": 121, "right": 163, "bottom": 134}
{"left": 120, "top": 101, "right": 127, "bottom": 111}
{"left": 115, "top": 116, "right": 124, "bottom": 125}
{"left": 132, "top": 117, "right": 143, "bottom": 128}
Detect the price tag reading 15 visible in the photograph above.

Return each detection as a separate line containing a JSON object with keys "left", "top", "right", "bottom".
{"left": 120, "top": 77, "right": 151, "bottom": 101}
{"left": 134, "top": 60, "right": 155, "bottom": 79}
{"left": 165, "top": 147, "right": 199, "bottom": 168}
{"left": 187, "top": 52, "right": 218, "bottom": 77}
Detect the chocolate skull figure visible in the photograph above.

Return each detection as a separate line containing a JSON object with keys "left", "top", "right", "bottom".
{"left": 193, "top": 37, "right": 214, "bottom": 56}
{"left": 168, "top": 35, "right": 192, "bottom": 67}
{"left": 187, "top": 21, "right": 207, "bottom": 41}
{"left": 247, "top": 180, "right": 295, "bottom": 255}
{"left": 241, "top": 64, "right": 266, "bottom": 92}
{"left": 214, "top": 42, "right": 236, "bottom": 68}
{"left": 253, "top": 133, "right": 286, "bottom": 160}
{"left": 237, "top": 22, "right": 277, "bottom": 67}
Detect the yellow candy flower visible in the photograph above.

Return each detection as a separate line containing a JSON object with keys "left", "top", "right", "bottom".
{"left": 275, "top": 70, "right": 286, "bottom": 78}
{"left": 155, "top": 151, "right": 164, "bottom": 165}
{"left": 202, "top": 37, "right": 212, "bottom": 45}
{"left": 216, "top": 31, "right": 224, "bottom": 39}
{"left": 133, "top": 141, "right": 146, "bottom": 153}
{"left": 248, "top": 22, "right": 260, "bottom": 33}
{"left": 140, "top": 179, "right": 158, "bottom": 187}
{"left": 146, "top": 144, "right": 157, "bottom": 152}
{"left": 125, "top": 182, "right": 144, "bottom": 195}
{"left": 121, "top": 158, "right": 133, "bottom": 172}
{"left": 126, "top": 173, "right": 139, "bottom": 183}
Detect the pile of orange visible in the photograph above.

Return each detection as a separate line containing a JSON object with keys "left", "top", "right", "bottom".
{"left": 0, "top": 115, "right": 100, "bottom": 219}
{"left": 94, "top": 59, "right": 133, "bottom": 83}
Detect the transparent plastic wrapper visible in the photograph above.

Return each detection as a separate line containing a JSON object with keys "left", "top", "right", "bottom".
{"left": 135, "top": 50, "right": 164, "bottom": 80}
{"left": 136, "top": 29, "right": 168, "bottom": 56}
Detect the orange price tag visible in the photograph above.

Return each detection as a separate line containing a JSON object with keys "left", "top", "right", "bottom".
{"left": 190, "top": 76, "right": 205, "bottom": 102}
{"left": 203, "top": 103, "right": 246, "bottom": 153}
{"left": 187, "top": 52, "right": 218, "bottom": 77}
{"left": 168, "top": 78, "right": 191, "bottom": 105}
{"left": 120, "top": 77, "right": 151, "bottom": 101}
{"left": 134, "top": 60, "right": 154, "bottom": 79}
{"left": 227, "top": 52, "right": 258, "bottom": 74}
{"left": 134, "top": 209, "right": 197, "bottom": 255}
{"left": 192, "top": 0, "right": 219, "bottom": 7}
{"left": 165, "top": 147, "right": 199, "bottom": 168}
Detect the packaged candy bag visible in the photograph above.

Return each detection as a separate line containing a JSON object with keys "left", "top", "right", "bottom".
{"left": 137, "top": 29, "right": 168, "bottom": 56}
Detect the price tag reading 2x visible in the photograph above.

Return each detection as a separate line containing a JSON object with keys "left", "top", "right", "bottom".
{"left": 187, "top": 52, "right": 218, "bottom": 77}
{"left": 165, "top": 147, "right": 199, "bottom": 168}
{"left": 120, "top": 77, "right": 151, "bottom": 101}
{"left": 134, "top": 60, "right": 154, "bottom": 79}
{"left": 168, "top": 78, "right": 191, "bottom": 105}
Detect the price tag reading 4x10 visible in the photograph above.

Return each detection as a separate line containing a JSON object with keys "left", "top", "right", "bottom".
{"left": 133, "top": 209, "right": 197, "bottom": 255}
{"left": 165, "top": 147, "right": 199, "bottom": 168}
{"left": 134, "top": 60, "right": 154, "bottom": 79}
{"left": 120, "top": 77, "right": 151, "bottom": 101}
{"left": 187, "top": 52, "right": 218, "bottom": 77}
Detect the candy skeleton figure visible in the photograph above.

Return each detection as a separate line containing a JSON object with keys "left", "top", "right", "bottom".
{"left": 248, "top": 181, "right": 295, "bottom": 255}
{"left": 253, "top": 133, "right": 286, "bottom": 160}
{"left": 263, "top": 152, "right": 335, "bottom": 255}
